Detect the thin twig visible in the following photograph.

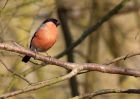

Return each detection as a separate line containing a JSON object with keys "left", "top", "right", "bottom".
{"left": 1, "top": 0, "right": 9, "bottom": 9}
{"left": 78, "top": 52, "right": 140, "bottom": 74}
{"left": 104, "top": 52, "right": 140, "bottom": 65}
{"left": 0, "top": 59, "right": 31, "bottom": 85}
{"left": 70, "top": 89, "right": 140, "bottom": 99}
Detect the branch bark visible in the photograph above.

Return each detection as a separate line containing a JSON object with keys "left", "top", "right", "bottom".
{"left": 0, "top": 68, "right": 80, "bottom": 98}
{"left": 0, "top": 42, "right": 140, "bottom": 77}
{"left": 70, "top": 89, "right": 140, "bottom": 99}
{"left": 0, "top": 42, "right": 140, "bottom": 98}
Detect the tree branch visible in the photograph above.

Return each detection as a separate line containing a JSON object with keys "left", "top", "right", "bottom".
{"left": 0, "top": 59, "right": 31, "bottom": 85}
{"left": 0, "top": 42, "right": 140, "bottom": 77}
{"left": 71, "top": 89, "right": 140, "bottom": 99}
{"left": 104, "top": 52, "right": 140, "bottom": 65}
{"left": 0, "top": 42, "right": 140, "bottom": 98}
{"left": 55, "top": 0, "right": 130, "bottom": 58}
{"left": 0, "top": 68, "right": 80, "bottom": 98}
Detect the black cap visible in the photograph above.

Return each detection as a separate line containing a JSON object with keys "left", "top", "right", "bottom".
{"left": 43, "top": 18, "right": 60, "bottom": 26}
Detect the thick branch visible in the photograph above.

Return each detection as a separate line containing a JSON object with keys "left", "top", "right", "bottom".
{"left": 0, "top": 43, "right": 140, "bottom": 77}
{"left": 0, "top": 42, "right": 140, "bottom": 98}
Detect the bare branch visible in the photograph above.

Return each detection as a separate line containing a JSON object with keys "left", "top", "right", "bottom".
{"left": 74, "top": 50, "right": 140, "bottom": 65}
{"left": 0, "top": 68, "right": 79, "bottom": 98}
{"left": 0, "top": 42, "right": 140, "bottom": 77}
{"left": 104, "top": 52, "right": 140, "bottom": 65}
{"left": 1, "top": 0, "right": 9, "bottom": 9}
{"left": 71, "top": 89, "right": 140, "bottom": 99}
{"left": 55, "top": 0, "right": 130, "bottom": 58}
{"left": 0, "top": 42, "right": 140, "bottom": 97}
{"left": 0, "top": 59, "right": 31, "bottom": 85}
{"left": 78, "top": 52, "right": 140, "bottom": 74}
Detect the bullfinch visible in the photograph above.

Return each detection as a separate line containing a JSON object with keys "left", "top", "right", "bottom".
{"left": 22, "top": 18, "right": 60, "bottom": 63}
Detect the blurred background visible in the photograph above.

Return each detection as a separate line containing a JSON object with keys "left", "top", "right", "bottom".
{"left": 0, "top": 0, "right": 140, "bottom": 99}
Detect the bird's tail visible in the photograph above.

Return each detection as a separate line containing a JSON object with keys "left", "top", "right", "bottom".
{"left": 22, "top": 55, "right": 31, "bottom": 63}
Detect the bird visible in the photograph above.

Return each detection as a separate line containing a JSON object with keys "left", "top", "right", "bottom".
{"left": 22, "top": 18, "right": 60, "bottom": 63}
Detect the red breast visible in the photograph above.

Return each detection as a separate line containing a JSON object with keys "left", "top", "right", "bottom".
{"left": 31, "top": 22, "right": 58, "bottom": 52}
